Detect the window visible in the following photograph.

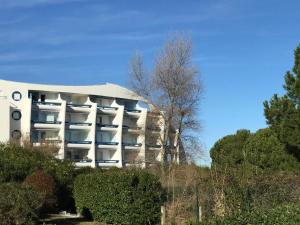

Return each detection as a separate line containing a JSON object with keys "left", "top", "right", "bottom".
{"left": 11, "top": 130, "right": 21, "bottom": 139}
{"left": 12, "top": 111, "right": 22, "bottom": 120}
{"left": 41, "top": 94, "right": 46, "bottom": 102}
{"left": 41, "top": 131, "right": 46, "bottom": 140}
{"left": 97, "top": 116, "right": 102, "bottom": 124}
{"left": 12, "top": 91, "right": 22, "bottom": 101}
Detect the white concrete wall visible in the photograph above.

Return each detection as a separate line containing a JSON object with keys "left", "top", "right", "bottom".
{"left": 0, "top": 79, "right": 167, "bottom": 168}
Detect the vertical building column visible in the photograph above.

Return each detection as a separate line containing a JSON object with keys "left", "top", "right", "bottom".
{"left": 21, "top": 98, "right": 32, "bottom": 143}
{"left": 114, "top": 105, "right": 124, "bottom": 168}
{"left": 88, "top": 103, "right": 97, "bottom": 168}
{"left": 0, "top": 98, "right": 11, "bottom": 142}
{"left": 58, "top": 100, "right": 66, "bottom": 160}
{"left": 137, "top": 109, "right": 147, "bottom": 168}
{"left": 159, "top": 113, "right": 166, "bottom": 163}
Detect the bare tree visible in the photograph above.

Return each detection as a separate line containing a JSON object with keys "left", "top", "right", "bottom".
{"left": 129, "top": 33, "right": 203, "bottom": 164}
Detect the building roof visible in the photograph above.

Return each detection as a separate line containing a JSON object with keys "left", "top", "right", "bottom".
{"left": 0, "top": 79, "right": 145, "bottom": 101}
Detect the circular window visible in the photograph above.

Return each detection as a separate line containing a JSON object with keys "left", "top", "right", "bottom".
{"left": 11, "top": 111, "right": 22, "bottom": 120}
{"left": 11, "top": 130, "right": 21, "bottom": 139}
{"left": 12, "top": 91, "right": 22, "bottom": 101}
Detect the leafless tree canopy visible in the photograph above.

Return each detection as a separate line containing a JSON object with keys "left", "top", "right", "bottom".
{"left": 129, "top": 33, "right": 203, "bottom": 163}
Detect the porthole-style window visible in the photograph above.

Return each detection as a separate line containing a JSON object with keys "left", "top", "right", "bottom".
{"left": 11, "top": 111, "right": 22, "bottom": 120}
{"left": 11, "top": 130, "right": 21, "bottom": 139}
{"left": 12, "top": 91, "right": 22, "bottom": 101}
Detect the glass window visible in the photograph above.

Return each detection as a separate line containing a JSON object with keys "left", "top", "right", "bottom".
{"left": 11, "top": 130, "right": 21, "bottom": 139}
{"left": 12, "top": 111, "right": 21, "bottom": 120}
{"left": 12, "top": 91, "right": 22, "bottom": 101}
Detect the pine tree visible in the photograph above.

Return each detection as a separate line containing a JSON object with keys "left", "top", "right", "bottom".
{"left": 264, "top": 44, "right": 300, "bottom": 160}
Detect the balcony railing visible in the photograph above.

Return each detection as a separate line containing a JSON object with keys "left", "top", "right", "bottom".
{"left": 73, "top": 158, "right": 92, "bottom": 163}
{"left": 96, "top": 141, "right": 119, "bottom": 145}
{"left": 147, "top": 126, "right": 161, "bottom": 132}
{"left": 66, "top": 103, "right": 92, "bottom": 108}
{"left": 97, "top": 105, "right": 118, "bottom": 110}
{"left": 32, "top": 100, "right": 61, "bottom": 106}
{"left": 31, "top": 120, "right": 62, "bottom": 124}
{"left": 147, "top": 144, "right": 162, "bottom": 148}
{"left": 65, "top": 121, "right": 92, "bottom": 126}
{"left": 122, "top": 143, "right": 142, "bottom": 147}
{"left": 96, "top": 124, "right": 118, "bottom": 128}
{"left": 125, "top": 108, "right": 141, "bottom": 113}
{"left": 66, "top": 141, "right": 92, "bottom": 144}
{"left": 96, "top": 160, "right": 119, "bottom": 163}
{"left": 122, "top": 125, "right": 142, "bottom": 130}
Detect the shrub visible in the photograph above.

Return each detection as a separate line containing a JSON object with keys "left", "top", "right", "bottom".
{"left": 73, "top": 168, "right": 166, "bottom": 225}
{"left": 0, "top": 182, "right": 42, "bottom": 225}
{"left": 210, "top": 129, "right": 251, "bottom": 168}
{"left": 24, "top": 170, "right": 57, "bottom": 213}
{"left": 243, "top": 128, "right": 300, "bottom": 172}
{"left": 0, "top": 143, "right": 76, "bottom": 211}
{"left": 198, "top": 204, "right": 300, "bottom": 225}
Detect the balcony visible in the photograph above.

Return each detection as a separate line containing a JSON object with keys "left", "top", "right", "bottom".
{"left": 122, "top": 142, "right": 142, "bottom": 150}
{"left": 147, "top": 144, "right": 162, "bottom": 150}
{"left": 147, "top": 126, "right": 161, "bottom": 132}
{"left": 32, "top": 139, "right": 62, "bottom": 147}
{"left": 96, "top": 141, "right": 119, "bottom": 149}
{"left": 32, "top": 100, "right": 61, "bottom": 111}
{"left": 66, "top": 121, "right": 92, "bottom": 130}
{"left": 124, "top": 108, "right": 141, "bottom": 117}
{"left": 73, "top": 158, "right": 92, "bottom": 163}
{"left": 66, "top": 140, "right": 92, "bottom": 149}
{"left": 123, "top": 125, "right": 142, "bottom": 133}
{"left": 97, "top": 123, "right": 118, "bottom": 131}
{"left": 74, "top": 159, "right": 93, "bottom": 167}
{"left": 67, "top": 103, "right": 92, "bottom": 113}
{"left": 96, "top": 159, "right": 119, "bottom": 167}
{"left": 31, "top": 120, "right": 61, "bottom": 129}
{"left": 97, "top": 105, "right": 118, "bottom": 115}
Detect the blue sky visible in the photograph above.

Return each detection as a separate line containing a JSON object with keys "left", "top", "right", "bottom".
{"left": 0, "top": 0, "right": 300, "bottom": 164}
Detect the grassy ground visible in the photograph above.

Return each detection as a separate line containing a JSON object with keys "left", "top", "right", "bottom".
{"left": 40, "top": 214, "right": 107, "bottom": 225}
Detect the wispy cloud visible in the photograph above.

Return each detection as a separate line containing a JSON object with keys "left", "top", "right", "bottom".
{"left": 0, "top": 0, "right": 86, "bottom": 9}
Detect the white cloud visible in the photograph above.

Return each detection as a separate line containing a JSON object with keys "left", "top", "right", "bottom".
{"left": 0, "top": 0, "right": 86, "bottom": 9}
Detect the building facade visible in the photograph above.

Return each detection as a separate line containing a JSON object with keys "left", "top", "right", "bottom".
{"left": 0, "top": 80, "right": 164, "bottom": 168}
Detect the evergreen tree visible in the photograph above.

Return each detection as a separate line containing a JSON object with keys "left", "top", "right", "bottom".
{"left": 264, "top": 44, "right": 300, "bottom": 160}
{"left": 210, "top": 129, "right": 251, "bottom": 168}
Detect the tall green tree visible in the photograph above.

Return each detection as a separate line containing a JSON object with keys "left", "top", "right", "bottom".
{"left": 243, "top": 128, "right": 299, "bottom": 172}
{"left": 264, "top": 44, "right": 300, "bottom": 160}
{"left": 210, "top": 129, "right": 251, "bottom": 168}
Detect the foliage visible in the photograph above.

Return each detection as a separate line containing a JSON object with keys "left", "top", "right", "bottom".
{"left": 210, "top": 128, "right": 299, "bottom": 172}
{"left": 0, "top": 143, "right": 76, "bottom": 211}
{"left": 73, "top": 168, "right": 166, "bottom": 225}
{"left": 24, "top": 170, "right": 57, "bottom": 213}
{"left": 0, "top": 182, "right": 42, "bottom": 225}
{"left": 264, "top": 44, "right": 300, "bottom": 160}
{"left": 243, "top": 128, "right": 300, "bottom": 172}
{"left": 210, "top": 129, "right": 251, "bottom": 168}
{"left": 197, "top": 204, "right": 300, "bottom": 225}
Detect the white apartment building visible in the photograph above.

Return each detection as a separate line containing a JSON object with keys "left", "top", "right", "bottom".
{"left": 0, "top": 79, "right": 164, "bottom": 168}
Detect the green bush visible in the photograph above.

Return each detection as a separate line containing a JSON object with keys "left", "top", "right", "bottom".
{"left": 74, "top": 168, "right": 166, "bottom": 225}
{"left": 0, "top": 182, "right": 42, "bottom": 225}
{"left": 210, "top": 129, "right": 251, "bottom": 168}
{"left": 24, "top": 170, "right": 57, "bottom": 213}
{"left": 198, "top": 204, "right": 300, "bottom": 225}
{"left": 0, "top": 143, "right": 76, "bottom": 211}
{"left": 243, "top": 128, "right": 300, "bottom": 172}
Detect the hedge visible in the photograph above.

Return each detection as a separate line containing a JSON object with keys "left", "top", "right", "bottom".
{"left": 73, "top": 168, "right": 166, "bottom": 225}
{"left": 0, "top": 182, "right": 42, "bottom": 225}
{"left": 0, "top": 143, "right": 76, "bottom": 211}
